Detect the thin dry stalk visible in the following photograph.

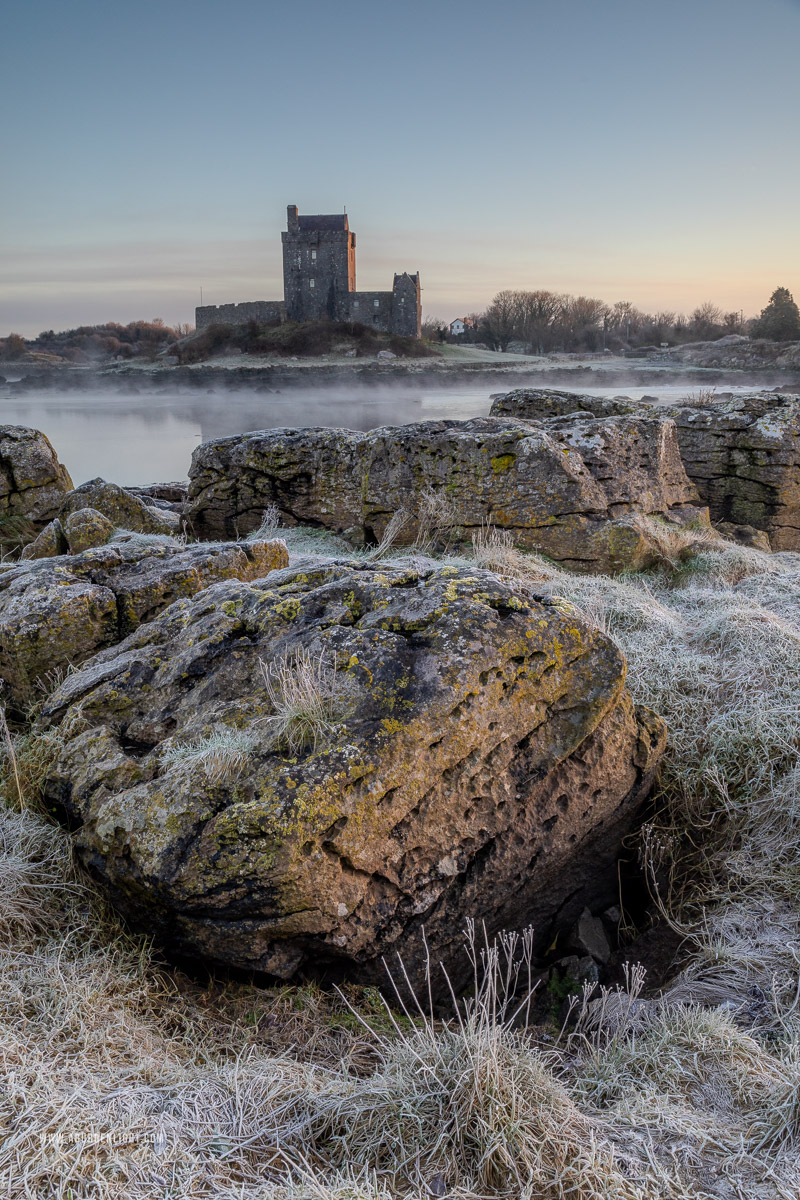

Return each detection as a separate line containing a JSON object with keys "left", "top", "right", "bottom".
{"left": 0, "top": 701, "right": 23, "bottom": 809}
{"left": 364, "top": 508, "right": 411, "bottom": 560}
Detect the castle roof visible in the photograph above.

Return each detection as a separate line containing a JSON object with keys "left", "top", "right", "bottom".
{"left": 297, "top": 214, "right": 349, "bottom": 232}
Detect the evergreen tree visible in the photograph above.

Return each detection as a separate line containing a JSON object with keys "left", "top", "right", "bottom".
{"left": 751, "top": 287, "right": 800, "bottom": 342}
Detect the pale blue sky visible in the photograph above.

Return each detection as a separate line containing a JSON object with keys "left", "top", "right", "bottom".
{"left": 2, "top": 0, "right": 799, "bottom": 335}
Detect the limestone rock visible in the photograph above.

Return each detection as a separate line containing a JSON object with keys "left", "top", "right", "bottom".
{"left": 0, "top": 426, "right": 73, "bottom": 544}
{"left": 42, "top": 562, "right": 666, "bottom": 989}
{"left": 655, "top": 394, "right": 800, "bottom": 550}
{"left": 715, "top": 521, "right": 772, "bottom": 552}
{"left": 185, "top": 416, "right": 704, "bottom": 574}
{"left": 489, "top": 388, "right": 640, "bottom": 420}
{"left": 0, "top": 536, "right": 288, "bottom": 711}
{"left": 62, "top": 478, "right": 179, "bottom": 536}
{"left": 492, "top": 388, "right": 800, "bottom": 551}
{"left": 63, "top": 507, "right": 115, "bottom": 554}
{"left": 20, "top": 517, "right": 68, "bottom": 560}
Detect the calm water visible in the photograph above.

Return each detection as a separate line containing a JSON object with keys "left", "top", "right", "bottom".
{"left": 0, "top": 381, "right": 770, "bottom": 487}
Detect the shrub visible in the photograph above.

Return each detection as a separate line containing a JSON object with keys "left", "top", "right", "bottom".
{"left": 1, "top": 332, "right": 26, "bottom": 359}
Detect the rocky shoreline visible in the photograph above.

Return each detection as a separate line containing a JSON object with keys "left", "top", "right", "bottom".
{"left": 2, "top": 384, "right": 799, "bottom": 991}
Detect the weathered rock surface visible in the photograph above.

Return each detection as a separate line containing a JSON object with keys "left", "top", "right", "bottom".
{"left": 63, "top": 507, "right": 116, "bottom": 554}
{"left": 656, "top": 394, "right": 800, "bottom": 550}
{"left": 490, "top": 388, "right": 640, "bottom": 420}
{"left": 62, "top": 478, "right": 180, "bottom": 536}
{"left": 42, "top": 561, "right": 666, "bottom": 989}
{"left": 20, "top": 517, "right": 69, "bottom": 560}
{"left": 185, "top": 416, "right": 705, "bottom": 573}
{"left": 0, "top": 425, "right": 73, "bottom": 541}
{"left": 0, "top": 535, "right": 288, "bottom": 710}
{"left": 492, "top": 389, "right": 800, "bottom": 550}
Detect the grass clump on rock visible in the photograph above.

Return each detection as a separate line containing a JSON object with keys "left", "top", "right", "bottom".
{"left": 162, "top": 727, "right": 257, "bottom": 783}
{"left": 260, "top": 647, "right": 359, "bottom": 756}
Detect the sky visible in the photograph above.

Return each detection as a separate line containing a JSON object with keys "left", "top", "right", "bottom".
{"left": 2, "top": 0, "right": 799, "bottom": 336}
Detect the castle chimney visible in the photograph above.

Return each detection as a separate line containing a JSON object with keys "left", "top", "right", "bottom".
{"left": 287, "top": 204, "right": 299, "bottom": 232}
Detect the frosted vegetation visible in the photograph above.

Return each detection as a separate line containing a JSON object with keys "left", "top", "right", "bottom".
{"left": 3, "top": 517, "right": 800, "bottom": 1197}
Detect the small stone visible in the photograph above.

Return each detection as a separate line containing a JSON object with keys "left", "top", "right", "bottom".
{"left": 20, "top": 518, "right": 68, "bottom": 560}
{"left": 64, "top": 507, "right": 115, "bottom": 554}
{"left": 715, "top": 521, "right": 772, "bottom": 552}
{"left": 571, "top": 906, "right": 612, "bottom": 964}
{"left": 554, "top": 955, "right": 599, "bottom": 984}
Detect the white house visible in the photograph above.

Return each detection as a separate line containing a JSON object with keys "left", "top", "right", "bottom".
{"left": 449, "top": 317, "right": 475, "bottom": 336}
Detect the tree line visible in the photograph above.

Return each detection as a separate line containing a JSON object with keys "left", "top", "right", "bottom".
{"left": 426, "top": 287, "right": 800, "bottom": 353}
{"left": 1, "top": 320, "right": 192, "bottom": 363}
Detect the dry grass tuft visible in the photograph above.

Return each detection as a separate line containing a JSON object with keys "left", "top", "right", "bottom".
{"left": 471, "top": 522, "right": 548, "bottom": 580}
{"left": 682, "top": 387, "right": 718, "bottom": 405}
{"left": 259, "top": 648, "right": 358, "bottom": 755}
{"left": 630, "top": 513, "right": 724, "bottom": 568}
{"left": 247, "top": 502, "right": 283, "bottom": 542}
{"left": 162, "top": 726, "right": 256, "bottom": 782}
{"left": 0, "top": 702, "right": 85, "bottom": 813}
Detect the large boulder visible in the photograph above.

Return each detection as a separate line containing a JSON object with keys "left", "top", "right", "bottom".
{"left": 492, "top": 389, "right": 800, "bottom": 550}
{"left": 42, "top": 562, "right": 666, "bottom": 989}
{"left": 490, "top": 388, "right": 640, "bottom": 420}
{"left": 185, "top": 417, "right": 705, "bottom": 573}
{"left": 0, "top": 425, "right": 73, "bottom": 546}
{"left": 0, "top": 535, "right": 288, "bottom": 710}
{"left": 656, "top": 393, "right": 800, "bottom": 550}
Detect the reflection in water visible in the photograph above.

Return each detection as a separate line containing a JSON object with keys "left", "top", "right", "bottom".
{"left": 0, "top": 380, "right": 774, "bottom": 487}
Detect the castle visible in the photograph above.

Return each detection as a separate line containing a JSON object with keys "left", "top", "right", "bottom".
{"left": 195, "top": 205, "right": 421, "bottom": 338}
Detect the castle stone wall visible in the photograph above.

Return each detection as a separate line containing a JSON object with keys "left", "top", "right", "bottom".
{"left": 195, "top": 301, "right": 284, "bottom": 330}
{"left": 348, "top": 291, "right": 393, "bottom": 327}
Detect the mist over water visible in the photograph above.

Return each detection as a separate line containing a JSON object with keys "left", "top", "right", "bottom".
{"left": 0, "top": 379, "right": 780, "bottom": 487}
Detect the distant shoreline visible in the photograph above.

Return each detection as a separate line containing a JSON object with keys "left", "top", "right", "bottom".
{"left": 4, "top": 353, "right": 800, "bottom": 395}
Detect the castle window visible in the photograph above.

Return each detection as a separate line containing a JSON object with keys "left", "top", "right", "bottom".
{"left": 373, "top": 299, "right": 379, "bottom": 308}
{"left": 353, "top": 300, "right": 359, "bottom": 309}
{"left": 311, "top": 249, "right": 317, "bottom": 261}
{"left": 310, "top": 278, "right": 315, "bottom": 289}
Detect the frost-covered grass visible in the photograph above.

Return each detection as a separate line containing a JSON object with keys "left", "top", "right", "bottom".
{"left": 4, "top": 530, "right": 800, "bottom": 1196}
{"left": 259, "top": 648, "right": 359, "bottom": 755}
{"left": 162, "top": 726, "right": 257, "bottom": 782}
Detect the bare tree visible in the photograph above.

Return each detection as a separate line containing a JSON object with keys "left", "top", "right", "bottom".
{"left": 689, "top": 302, "right": 723, "bottom": 340}
{"left": 483, "top": 290, "right": 517, "bottom": 351}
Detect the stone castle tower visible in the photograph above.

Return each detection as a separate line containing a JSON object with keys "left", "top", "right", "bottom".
{"left": 196, "top": 205, "right": 421, "bottom": 338}
{"left": 282, "top": 206, "right": 355, "bottom": 322}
